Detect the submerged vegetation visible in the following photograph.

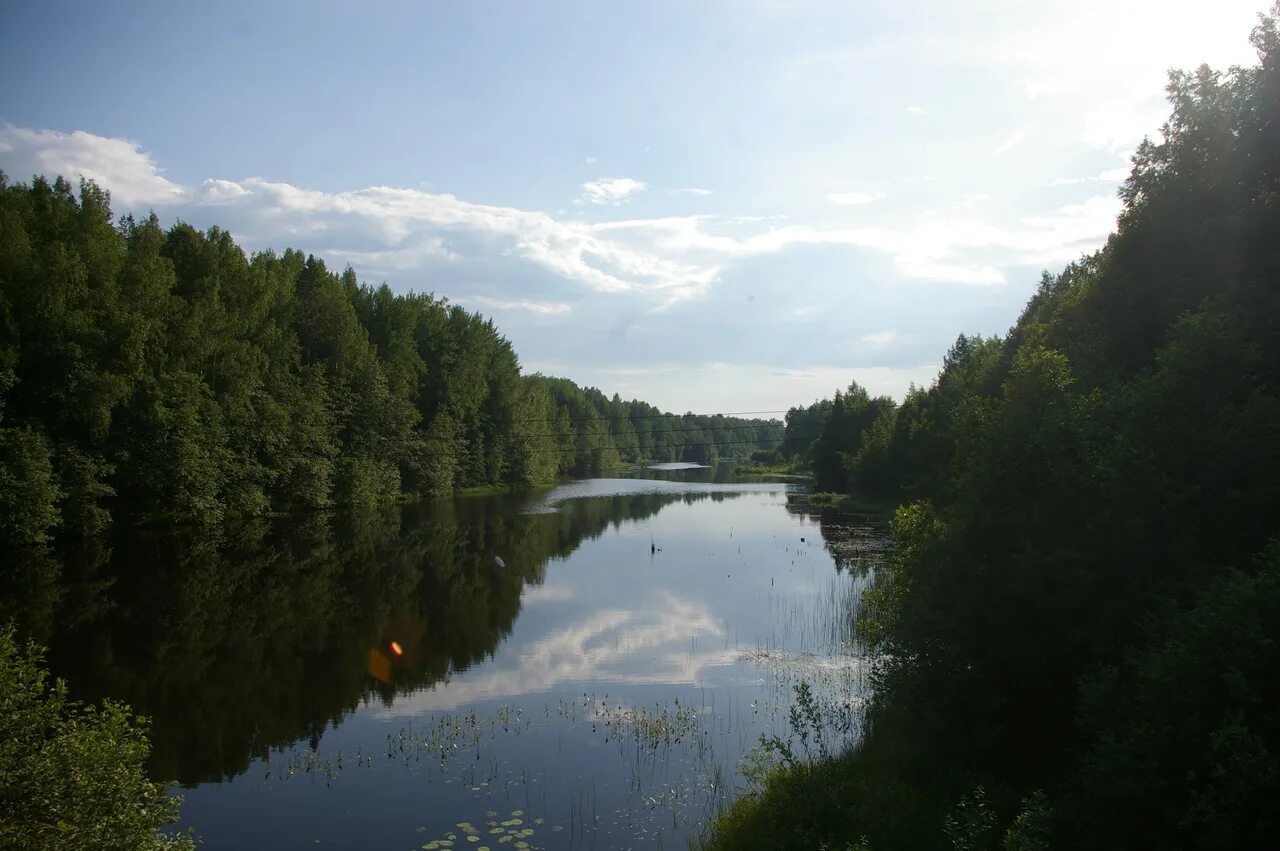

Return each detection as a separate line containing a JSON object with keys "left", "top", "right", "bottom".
{"left": 713, "top": 10, "right": 1280, "bottom": 850}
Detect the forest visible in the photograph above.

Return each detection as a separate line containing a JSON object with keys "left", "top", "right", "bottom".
{"left": 6, "top": 7, "right": 1280, "bottom": 850}
{"left": 0, "top": 183, "right": 781, "bottom": 549}
{"left": 712, "top": 10, "right": 1280, "bottom": 851}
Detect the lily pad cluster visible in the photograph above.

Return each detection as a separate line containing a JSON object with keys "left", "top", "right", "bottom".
{"left": 420, "top": 810, "right": 554, "bottom": 851}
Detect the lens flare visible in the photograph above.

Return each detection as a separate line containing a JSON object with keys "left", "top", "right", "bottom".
{"left": 389, "top": 641, "right": 403, "bottom": 656}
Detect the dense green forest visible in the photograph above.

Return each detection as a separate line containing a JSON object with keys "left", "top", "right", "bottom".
{"left": 715, "top": 10, "right": 1280, "bottom": 851}
{"left": 0, "top": 182, "right": 781, "bottom": 547}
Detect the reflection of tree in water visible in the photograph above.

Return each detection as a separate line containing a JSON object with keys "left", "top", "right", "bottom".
{"left": 782, "top": 493, "right": 891, "bottom": 576}
{"left": 4, "top": 489, "right": 742, "bottom": 785}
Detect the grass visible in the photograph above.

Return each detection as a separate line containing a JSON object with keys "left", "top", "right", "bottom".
{"left": 802, "top": 490, "right": 898, "bottom": 517}
{"left": 733, "top": 461, "right": 807, "bottom": 476}
{"left": 700, "top": 732, "right": 964, "bottom": 851}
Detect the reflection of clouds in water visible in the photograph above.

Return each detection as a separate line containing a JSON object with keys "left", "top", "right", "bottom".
{"left": 375, "top": 591, "right": 733, "bottom": 715}
{"left": 521, "top": 478, "right": 788, "bottom": 514}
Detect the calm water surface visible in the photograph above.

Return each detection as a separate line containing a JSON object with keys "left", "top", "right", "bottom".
{"left": 34, "top": 466, "right": 888, "bottom": 849}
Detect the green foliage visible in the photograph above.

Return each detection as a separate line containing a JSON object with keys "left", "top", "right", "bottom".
{"left": 0, "top": 174, "right": 783, "bottom": 551}
{"left": 712, "top": 8, "right": 1280, "bottom": 850}
{"left": 944, "top": 787, "right": 996, "bottom": 851}
{"left": 1000, "top": 793, "right": 1052, "bottom": 851}
{"left": 1071, "top": 544, "right": 1280, "bottom": 850}
{"left": 0, "top": 426, "right": 61, "bottom": 546}
{"left": 0, "top": 625, "right": 193, "bottom": 850}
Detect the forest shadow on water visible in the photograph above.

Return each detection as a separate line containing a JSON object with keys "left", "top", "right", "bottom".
{"left": 2, "top": 467, "right": 889, "bottom": 850}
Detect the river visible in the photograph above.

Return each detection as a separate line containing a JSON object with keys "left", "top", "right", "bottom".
{"left": 27, "top": 464, "right": 888, "bottom": 849}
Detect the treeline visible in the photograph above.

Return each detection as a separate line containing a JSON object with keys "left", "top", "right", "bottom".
{"left": 716, "top": 9, "right": 1280, "bottom": 851}
{"left": 0, "top": 179, "right": 780, "bottom": 545}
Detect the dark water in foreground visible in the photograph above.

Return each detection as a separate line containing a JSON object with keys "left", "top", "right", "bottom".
{"left": 25, "top": 466, "right": 889, "bottom": 849}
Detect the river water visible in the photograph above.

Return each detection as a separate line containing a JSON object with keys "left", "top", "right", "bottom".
{"left": 31, "top": 465, "right": 888, "bottom": 849}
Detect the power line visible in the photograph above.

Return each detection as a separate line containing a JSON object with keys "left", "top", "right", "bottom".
{"left": 444, "top": 434, "right": 820, "bottom": 456}
{"left": 412, "top": 423, "right": 824, "bottom": 444}
{"left": 504, "top": 409, "right": 791, "bottom": 425}
{"left": 499, "top": 422, "right": 793, "bottom": 440}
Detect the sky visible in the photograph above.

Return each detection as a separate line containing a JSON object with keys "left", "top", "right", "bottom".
{"left": 0, "top": 0, "right": 1268, "bottom": 415}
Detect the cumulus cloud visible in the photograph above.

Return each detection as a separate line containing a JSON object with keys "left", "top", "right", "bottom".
{"left": 0, "top": 124, "right": 1123, "bottom": 308}
{"left": 578, "top": 176, "right": 647, "bottom": 206}
{"left": 0, "top": 124, "right": 185, "bottom": 206}
{"left": 587, "top": 193, "right": 1119, "bottom": 287}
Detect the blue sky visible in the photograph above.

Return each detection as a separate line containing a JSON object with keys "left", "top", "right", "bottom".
{"left": 0, "top": 0, "right": 1266, "bottom": 413}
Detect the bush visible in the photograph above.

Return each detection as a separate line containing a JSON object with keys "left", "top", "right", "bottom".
{"left": 0, "top": 625, "right": 194, "bottom": 850}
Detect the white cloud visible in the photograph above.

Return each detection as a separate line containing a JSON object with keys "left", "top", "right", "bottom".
{"left": 906, "top": 105, "right": 924, "bottom": 115}
{"left": 578, "top": 176, "right": 647, "bottom": 206}
{"left": 0, "top": 124, "right": 185, "bottom": 206}
{"left": 588, "top": 193, "right": 1118, "bottom": 287}
{"left": 1049, "top": 167, "right": 1130, "bottom": 186}
{"left": 591, "top": 362, "right": 943, "bottom": 413}
{"left": 827, "top": 191, "right": 885, "bottom": 206}
{"left": 585, "top": 156, "right": 598, "bottom": 164}
{"left": 672, "top": 187, "right": 713, "bottom": 196}
{"left": 0, "top": 124, "right": 1124, "bottom": 310}
{"left": 993, "top": 129, "right": 1028, "bottom": 157}
{"left": 198, "top": 178, "right": 250, "bottom": 202}
{"left": 336, "top": 237, "right": 456, "bottom": 271}
{"left": 185, "top": 177, "right": 717, "bottom": 301}
{"left": 861, "top": 331, "right": 899, "bottom": 346}
{"left": 467, "top": 296, "right": 572, "bottom": 316}
{"left": 596, "top": 365, "right": 678, "bottom": 376}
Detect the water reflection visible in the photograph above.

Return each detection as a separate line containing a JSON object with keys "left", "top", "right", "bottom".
{"left": 6, "top": 469, "right": 890, "bottom": 848}
{"left": 12, "top": 487, "right": 756, "bottom": 784}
